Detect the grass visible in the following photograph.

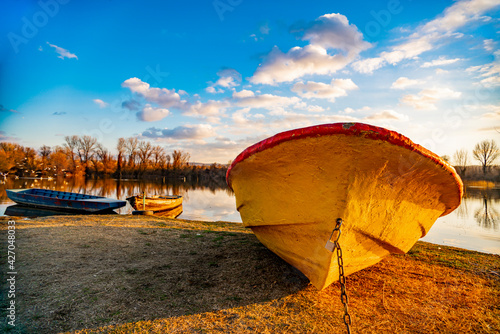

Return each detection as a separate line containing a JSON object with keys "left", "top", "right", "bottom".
{"left": 0, "top": 215, "right": 498, "bottom": 333}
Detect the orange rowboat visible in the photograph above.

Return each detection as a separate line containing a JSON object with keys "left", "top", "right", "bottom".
{"left": 226, "top": 123, "right": 463, "bottom": 290}
{"left": 126, "top": 195, "right": 183, "bottom": 213}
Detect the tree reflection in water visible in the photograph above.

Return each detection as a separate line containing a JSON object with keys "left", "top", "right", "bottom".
{"left": 0, "top": 176, "right": 233, "bottom": 218}
{"left": 474, "top": 192, "right": 499, "bottom": 230}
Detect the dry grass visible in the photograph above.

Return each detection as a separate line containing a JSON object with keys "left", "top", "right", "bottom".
{"left": 0, "top": 215, "right": 499, "bottom": 334}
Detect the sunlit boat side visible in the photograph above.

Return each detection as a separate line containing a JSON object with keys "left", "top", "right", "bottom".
{"left": 227, "top": 122, "right": 463, "bottom": 290}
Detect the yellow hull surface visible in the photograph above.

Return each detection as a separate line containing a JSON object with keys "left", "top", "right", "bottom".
{"left": 227, "top": 123, "right": 463, "bottom": 290}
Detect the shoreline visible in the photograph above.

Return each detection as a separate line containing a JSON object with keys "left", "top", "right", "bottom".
{"left": 1, "top": 215, "right": 499, "bottom": 333}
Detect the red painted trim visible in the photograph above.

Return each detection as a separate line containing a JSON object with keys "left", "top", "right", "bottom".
{"left": 226, "top": 123, "right": 463, "bottom": 201}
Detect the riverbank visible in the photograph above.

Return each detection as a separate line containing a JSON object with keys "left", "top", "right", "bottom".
{"left": 0, "top": 215, "right": 499, "bottom": 333}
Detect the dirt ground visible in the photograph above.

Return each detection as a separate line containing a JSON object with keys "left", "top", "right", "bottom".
{"left": 0, "top": 215, "right": 499, "bottom": 334}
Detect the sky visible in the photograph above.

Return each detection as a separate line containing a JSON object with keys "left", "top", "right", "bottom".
{"left": 0, "top": 0, "right": 499, "bottom": 164}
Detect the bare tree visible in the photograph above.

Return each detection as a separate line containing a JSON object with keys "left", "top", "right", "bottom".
{"left": 91, "top": 143, "right": 109, "bottom": 174}
{"left": 158, "top": 153, "right": 170, "bottom": 170}
{"left": 172, "top": 150, "right": 190, "bottom": 169}
{"left": 137, "top": 141, "right": 153, "bottom": 167}
{"left": 39, "top": 145, "right": 51, "bottom": 172}
{"left": 473, "top": 140, "right": 499, "bottom": 175}
{"left": 64, "top": 135, "right": 79, "bottom": 171}
{"left": 453, "top": 149, "right": 469, "bottom": 176}
{"left": 48, "top": 146, "right": 70, "bottom": 174}
{"left": 116, "top": 137, "right": 126, "bottom": 178}
{"left": 151, "top": 145, "right": 165, "bottom": 168}
{"left": 77, "top": 136, "right": 97, "bottom": 175}
{"left": 39, "top": 145, "right": 51, "bottom": 160}
{"left": 125, "top": 137, "right": 139, "bottom": 167}
{"left": 23, "top": 147, "right": 38, "bottom": 173}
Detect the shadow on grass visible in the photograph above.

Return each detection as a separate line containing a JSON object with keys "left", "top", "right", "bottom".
{"left": 1, "top": 222, "right": 310, "bottom": 333}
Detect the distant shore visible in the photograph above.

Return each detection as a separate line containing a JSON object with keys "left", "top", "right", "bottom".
{"left": 0, "top": 215, "right": 498, "bottom": 333}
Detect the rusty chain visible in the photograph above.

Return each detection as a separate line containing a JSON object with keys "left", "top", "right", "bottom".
{"left": 326, "top": 218, "right": 352, "bottom": 334}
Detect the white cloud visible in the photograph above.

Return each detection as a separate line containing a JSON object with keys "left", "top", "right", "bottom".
{"left": 185, "top": 100, "right": 230, "bottom": 122}
{"left": 401, "top": 87, "right": 462, "bottom": 110}
{"left": 471, "top": 104, "right": 500, "bottom": 119}
{"left": 364, "top": 110, "right": 409, "bottom": 121}
{"left": 233, "top": 91, "right": 301, "bottom": 110}
{"left": 206, "top": 68, "right": 242, "bottom": 93}
{"left": 351, "top": 57, "right": 385, "bottom": 74}
{"left": 122, "top": 77, "right": 185, "bottom": 109}
{"left": 142, "top": 124, "right": 216, "bottom": 140}
{"left": 232, "top": 90, "right": 255, "bottom": 99}
{"left": 250, "top": 13, "right": 370, "bottom": 84}
{"left": 466, "top": 55, "right": 500, "bottom": 87}
{"left": 299, "top": 13, "right": 370, "bottom": 51}
{"left": 231, "top": 108, "right": 252, "bottom": 125}
{"left": 250, "top": 45, "right": 354, "bottom": 85}
{"left": 291, "top": 78, "right": 358, "bottom": 102}
{"left": 390, "top": 77, "right": 424, "bottom": 89}
{"left": 307, "top": 105, "right": 325, "bottom": 113}
{"left": 353, "top": 0, "right": 500, "bottom": 73}
{"left": 92, "top": 99, "right": 108, "bottom": 108}
{"left": 420, "top": 0, "right": 499, "bottom": 34}
{"left": 46, "top": 42, "right": 78, "bottom": 60}
{"left": 205, "top": 86, "right": 223, "bottom": 94}
{"left": 421, "top": 57, "right": 462, "bottom": 68}
{"left": 136, "top": 104, "right": 170, "bottom": 122}
{"left": 484, "top": 39, "right": 496, "bottom": 52}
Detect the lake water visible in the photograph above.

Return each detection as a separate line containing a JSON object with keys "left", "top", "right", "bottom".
{"left": 1, "top": 177, "right": 499, "bottom": 255}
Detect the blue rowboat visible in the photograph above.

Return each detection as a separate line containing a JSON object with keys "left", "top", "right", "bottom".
{"left": 6, "top": 188, "right": 127, "bottom": 213}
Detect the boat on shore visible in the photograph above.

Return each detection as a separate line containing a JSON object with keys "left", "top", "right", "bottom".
{"left": 226, "top": 122, "right": 463, "bottom": 290}
{"left": 6, "top": 188, "right": 127, "bottom": 213}
{"left": 153, "top": 204, "right": 183, "bottom": 218}
{"left": 126, "top": 194, "right": 183, "bottom": 213}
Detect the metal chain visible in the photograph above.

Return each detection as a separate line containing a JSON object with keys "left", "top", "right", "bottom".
{"left": 334, "top": 218, "right": 352, "bottom": 334}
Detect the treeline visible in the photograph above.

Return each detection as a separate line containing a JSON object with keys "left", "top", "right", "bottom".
{"left": 0, "top": 136, "right": 228, "bottom": 183}
{"left": 444, "top": 139, "right": 500, "bottom": 181}
{"left": 1, "top": 137, "right": 498, "bottom": 182}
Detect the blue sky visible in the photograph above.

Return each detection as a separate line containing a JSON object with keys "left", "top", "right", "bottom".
{"left": 1, "top": 0, "right": 499, "bottom": 163}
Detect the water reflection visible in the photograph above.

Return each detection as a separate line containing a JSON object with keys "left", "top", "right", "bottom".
{"left": 4, "top": 205, "right": 74, "bottom": 218}
{"left": 0, "top": 176, "right": 236, "bottom": 221}
{"left": 1, "top": 177, "right": 499, "bottom": 255}
{"left": 422, "top": 183, "right": 500, "bottom": 254}
{"left": 464, "top": 185, "right": 500, "bottom": 231}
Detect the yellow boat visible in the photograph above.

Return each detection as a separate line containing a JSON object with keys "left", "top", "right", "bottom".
{"left": 126, "top": 194, "right": 183, "bottom": 212}
{"left": 226, "top": 123, "right": 463, "bottom": 290}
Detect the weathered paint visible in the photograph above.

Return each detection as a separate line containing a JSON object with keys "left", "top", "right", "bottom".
{"left": 227, "top": 123, "right": 463, "bottom": 290}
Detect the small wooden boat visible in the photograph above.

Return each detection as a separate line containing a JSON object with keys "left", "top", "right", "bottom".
{"left": 6, "top": 188, "right": 127, "bottom": 213}
{"left": 153, "top": 205, "right": 183, "bottom": 218}
{"left": 226, "top": 123, "right": 463, "bottom": 290}
{"left": 126, "top": 194, "right": 183, "bottom": 212}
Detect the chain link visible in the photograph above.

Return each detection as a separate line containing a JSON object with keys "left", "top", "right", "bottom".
{"left": 334, "top": 218, "right": 352, "bottom": 334}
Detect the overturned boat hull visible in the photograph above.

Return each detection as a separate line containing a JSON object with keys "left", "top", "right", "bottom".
{"left": 227, "top": 123, "right": 463, "bottom": 290}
